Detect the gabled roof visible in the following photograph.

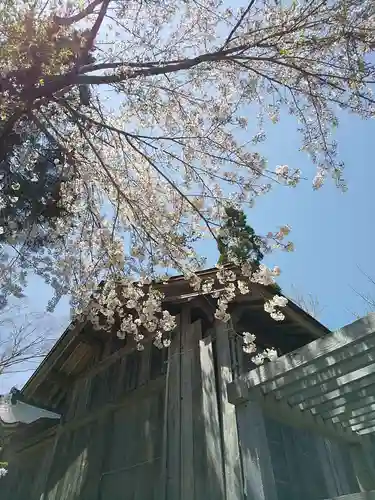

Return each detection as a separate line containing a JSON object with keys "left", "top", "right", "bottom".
{"left": 21, "top": 266, "right": 330, "bottom": 409}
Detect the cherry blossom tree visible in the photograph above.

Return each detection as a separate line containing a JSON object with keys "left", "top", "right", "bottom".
{"left": 0, "top": 0, "right": 374, "bottom": 352}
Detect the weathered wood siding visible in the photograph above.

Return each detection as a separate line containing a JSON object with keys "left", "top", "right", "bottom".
{"left": 235, "top": 402, "right": 363, "bottom": 500}
{"left": 98, "top": 392, "right": 164, "bottom": 500}
{"left": 2, "top": 313, "right": 373, "bottom": 500}
{"left": 2, "top": 311, "right": 225, "bottom": 500}
{"left": 1, "top": 440, "right": 53, "bottom": 500}
{"left": 2, "top": 332, "right": 168, "bottom": 500}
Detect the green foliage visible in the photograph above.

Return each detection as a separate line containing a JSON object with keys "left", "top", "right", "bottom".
{"left": 217, "top": 206, "right": 282, "bottom": 293}
{"left": 0, "top": 128, "right": 73, "bottom": 252}
{"left": 217, "top": 206, "right": 264, "bottom": 266}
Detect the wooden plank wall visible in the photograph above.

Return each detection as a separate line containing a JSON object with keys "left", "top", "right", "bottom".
{"left": 2, "top": 309, "right": 228, "bottom": 500}
{"left": 4, "top": 309, "right": 371, "bottom": 500}
{"left": 42, "top": 386, "right": 165, "bottom": 500}
{"left": 1, "top": 440, "right": 53, "bottom": 500}
{"left": 349, "top": 443, "right": 375, "bottom": 492}
{"left": 164, "top": 312, "right": 227, "bottom": 500}
{"left": 323, "top": 493, "right": 375, "bottom": 500}
{"left": 2, "top": 329, "right": 168, "bottom": 500}
{"left": 236, "top": 408, "right": 363, "bottom": 500}
{"left": 99, "top": 391, "right": 164, "bottom": 500}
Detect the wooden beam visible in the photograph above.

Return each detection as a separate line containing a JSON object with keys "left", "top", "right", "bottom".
{"left": 300, "top": 376, "right": 375, "bottom": 413}
{"left": 49, "top": 389, "right": 66, "bottom": 410}
{"left": 78, "top": 331, "right": 104, "bottom": 349}
{"left": 228, "top": 381, "right": 363, "bottom": 444}
{"left": 23, "top": 319, "right": 88, "bottom": 398}
{"left": 358, "top": 426, "right": 375, "bottom": 436}
{"left": 226, "top": 312, "right": 375, "bottom": 437}
{"left": 275, "top": 340, "right": 375, "bottom": 400}
{"left": 343, "top": 411, "right": 375, "bottom": 427}
{"left": 320, "top": 392, "right": 375, "bottom": 420}
{"left": 190, "top": 295, "right": 215, "bottom": 323}
{"left": 283, "top": 301, "right": 327, "bottom": 339}
{"left": 71, "top": 333, "right": 155, "bottom": 381}
{"left": 165, "top": 315, "right": 181, "bottom": 500}
{"left": 180, "top": 306, "right": 194, "bottom": 500}
{"left": 351, "top": 418, "right": 375, "bottom": 432}
{"left": 296, "top": 365, "right": 375, "bottom": 410}
{"left": 240, "top": 313, "right": 375, "bottom": 393}
{"left": 234, "top": 292, "right": 329, "bottom": 339}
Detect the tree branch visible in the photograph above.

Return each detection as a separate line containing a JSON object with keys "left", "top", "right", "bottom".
{"left": 76, "top": 44, "right": 250, "bottom": 85}
{"left": 77, "top": 0, "right": 111, "bottom": 68}
{"left": 124, "top": 135, "right": 218, "bottom": 240}
{"left": 78, "top": 59, "right": 185, "bottom": 74}
{"left": 221, "top": 0, "right": 256, "bottom": 49}
{"left": 53, "top": 0, "right": 105, "bottom": 26}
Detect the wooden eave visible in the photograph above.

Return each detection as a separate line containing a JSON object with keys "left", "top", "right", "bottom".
{"left": 22, "top": 266, "right": 329, "bottom": 408}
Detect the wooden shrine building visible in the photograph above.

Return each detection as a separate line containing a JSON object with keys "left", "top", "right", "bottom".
{"left": 1, "top": 267, "right": 375, "bottom": 500}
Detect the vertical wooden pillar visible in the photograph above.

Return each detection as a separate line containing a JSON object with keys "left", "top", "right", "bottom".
{"left": 236, "top": 400, "right": 277, "bottom": 500}
{"left": 138, "top": 342, "right": 151, "bottom": 386}
{"left": 180, "top": 306, "right": 194, "bottom": 500}
{"left": 165, "top": 314, "right": 181, "bottom": 500}
{"left": 215, "top": 320, "right": 243, "bottom": 500}
{"left": 350, "top": 442, "right": 375, "bottom": 492}
{"left": 164, "top": 313, "right": 247, "bottom": 500}
{"left": 315, "top": 437, "right": 341, "bottom": 498}
{"left": 196, "top": 335, "right": 225, "bottom": 500}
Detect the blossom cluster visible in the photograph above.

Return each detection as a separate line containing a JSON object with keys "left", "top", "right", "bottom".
{"left": 242, "top": 331, "right": 278, "bottom": 366}
{"left": 264, "top": 295, "right": 289, "bottom": 321}
{"left": 85, "top": 280, "right": 176, "bottom": 351}
{"left": 213, "top": 263, "right": 283, "bottom": 324}
{"left": 79, "top": 261, "right": 287, "bottom": 354}
{"left": 275, "top": 165, "right": 301, "bottom": 187}
{"left": 267, "top": 226, "right": 294, "bottom": 252}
